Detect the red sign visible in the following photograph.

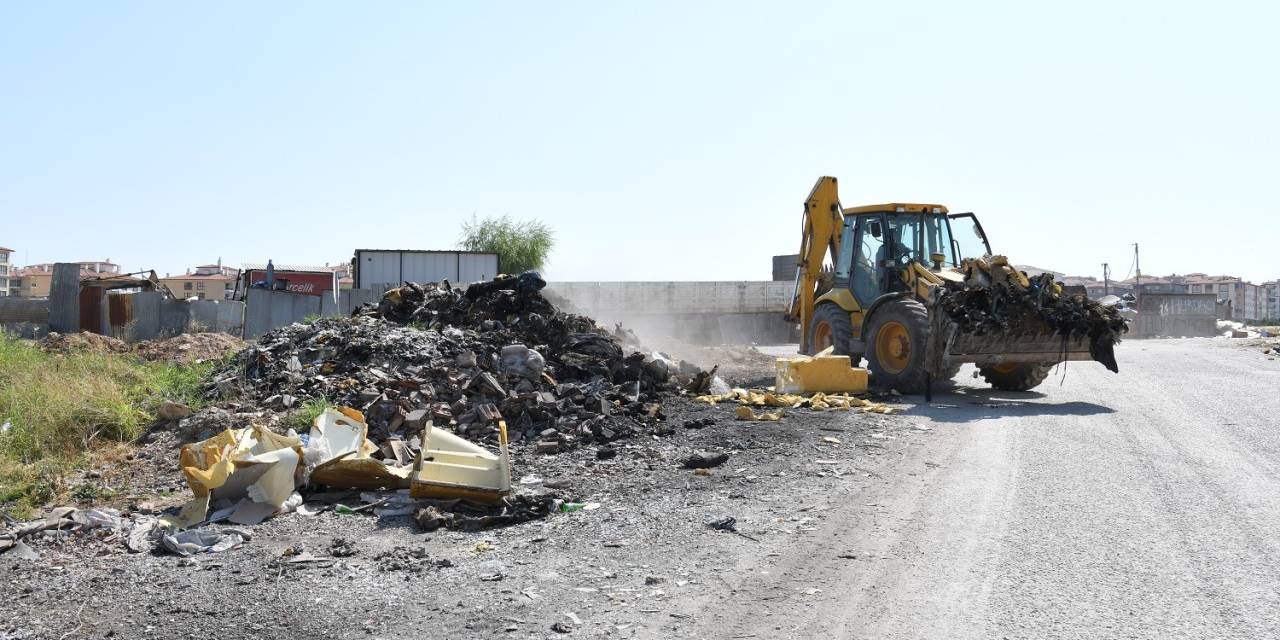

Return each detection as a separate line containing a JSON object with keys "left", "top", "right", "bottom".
{"left": 246, "top": 270, "right": 335, "bottom": 297}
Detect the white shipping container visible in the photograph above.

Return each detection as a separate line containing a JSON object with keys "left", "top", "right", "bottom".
{"left": 354, "top": 250, "right": 500, "bottom": 291}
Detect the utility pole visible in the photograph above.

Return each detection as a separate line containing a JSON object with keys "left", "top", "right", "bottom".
{"left": 1102, "top": 262, "right": 1110, "bottom": 296}
{"left": 1133, "top": 243, "right": 1141, "bottom": 296}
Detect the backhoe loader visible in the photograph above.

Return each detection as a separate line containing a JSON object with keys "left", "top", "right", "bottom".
{"left": 787, "top": 176, "right": 1115, "bottom": 394}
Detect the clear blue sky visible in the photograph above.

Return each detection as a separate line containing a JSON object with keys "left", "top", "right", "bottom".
{"left": 3, "top": 1, "right": 1277, "bottom": 283}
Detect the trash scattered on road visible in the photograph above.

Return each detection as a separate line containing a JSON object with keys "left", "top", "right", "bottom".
{"left": 410, "top": 418, "right": 511, "bottom": 502}
{"left": 707, "top": 516, "right": 759, "bottom": 542}
{"left": 701, "top": 388, "right": 893, "bottom": 415}
{"left": 682, "top": 451, "right": 730, "bottom": 469}
{"left": 308, "top": 407, "right": 411, "bottom": 491}
{"left": 172, "top": 424, "right": 303, "bottom": 528}
{"left": 161, "top": 527, "right": 250, "bottom": 556}
{"left": 734, "top": 406, "right": 783, "bottom": 421}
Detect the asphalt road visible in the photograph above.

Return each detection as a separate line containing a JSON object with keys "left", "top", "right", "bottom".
{"left": 694, "top": 338, "right": 1280, "bottom": 639}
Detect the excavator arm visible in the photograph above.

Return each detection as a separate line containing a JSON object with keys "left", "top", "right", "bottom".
{"left": 790, "top": 176, "right": 845, "bottom": 351}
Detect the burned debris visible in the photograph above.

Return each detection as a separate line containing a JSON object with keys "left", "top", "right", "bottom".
{"left": 937, "top": 257, "right": 1129, "bottom": 372}
{"left": 209, "top": 272, "right": 697, "bottom": 455}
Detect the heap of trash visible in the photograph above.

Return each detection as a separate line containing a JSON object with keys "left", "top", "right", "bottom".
{"left": 937, "top": 256, "right": 1129, "bottom": 371}
{"left": 207, "top": 272, "right": 710, "bottom": 457}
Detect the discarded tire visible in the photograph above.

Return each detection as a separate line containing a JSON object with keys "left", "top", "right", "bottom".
{"left": 864, "top": 298, "right": 930, "bottom": 394}
{"left": 978, "top": 362, "right": 1054, "bottom": 391}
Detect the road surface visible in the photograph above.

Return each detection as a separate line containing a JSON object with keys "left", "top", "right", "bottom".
{"left": 6, "top": 338, "right": 1278, "bottom": 639}
{"left": 691, "top": 338, "right": 1280, "bottom": 639}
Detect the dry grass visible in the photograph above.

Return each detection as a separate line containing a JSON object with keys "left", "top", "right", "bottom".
{"left": 0, "top": 332, "right": 220, "bottom": 516}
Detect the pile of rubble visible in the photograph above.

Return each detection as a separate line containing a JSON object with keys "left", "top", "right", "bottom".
{"left": 208, "top": 272, "right": 706, "bottom": 455}
{"left": 937, "top": 257, "right": 1129, "bottom": 371}
{"left": 38, "top": 331, "right": 129, "bottom": 355}
{"left": 134, "top": 332, "right": 245, "bottom": 364}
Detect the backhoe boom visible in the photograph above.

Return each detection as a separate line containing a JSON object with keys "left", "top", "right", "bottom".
{"left": 792, "top": 176, "right": 844, "bottom": 352}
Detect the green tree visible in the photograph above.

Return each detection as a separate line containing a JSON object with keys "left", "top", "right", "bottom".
{"left": 459, "top": 215, "right": 555, "bottom": 274}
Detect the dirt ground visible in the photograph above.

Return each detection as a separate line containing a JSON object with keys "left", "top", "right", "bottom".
{"left": 10, "top": 337, "right": 1279, "bottom": 639}
{"left": 0, "top": 348, "right": 919, "bottom": 640}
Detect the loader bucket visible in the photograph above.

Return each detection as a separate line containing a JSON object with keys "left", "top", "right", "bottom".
{"left": 932, "top": 313, "right": 1119, "bottom": 373}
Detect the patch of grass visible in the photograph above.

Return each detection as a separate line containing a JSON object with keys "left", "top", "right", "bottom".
{"left": 0, "top": 332, "right": 220, "bottom": 514}
{"left": 0, "top": 457, "right": 69, "bottom": 520}
{"left": 289, "top": 397, "right": 333, "bottom": 432}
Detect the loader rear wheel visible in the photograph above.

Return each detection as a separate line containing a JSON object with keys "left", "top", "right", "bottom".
{"left": 864, "top": 298, "right": 930, "bottom": 394}
{"left": 807, "top": 303, "right": 858, "bottom": 364}
{"left": 979, "top": 362, "right": 1055, "bottom": 391}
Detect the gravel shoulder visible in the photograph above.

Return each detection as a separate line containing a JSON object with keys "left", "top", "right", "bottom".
{"left": 2, "top": 355, "right": 918, "bottom": 640}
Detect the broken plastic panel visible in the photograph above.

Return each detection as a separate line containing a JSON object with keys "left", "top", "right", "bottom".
{"left": 410, "top": 419, "right": 512, "bottom": 503}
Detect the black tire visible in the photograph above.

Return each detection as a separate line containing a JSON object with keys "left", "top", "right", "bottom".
{"left": 807, "top": 303, "right": 859, "bottom": 365}
{"left": 864, "top": 298, "right": 931, "bottom": 394}
{"left": 979, "top": 363, "right": 1055, "bottom": 391}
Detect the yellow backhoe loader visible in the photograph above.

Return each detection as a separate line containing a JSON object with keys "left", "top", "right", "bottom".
{"left": 787, "top": 176, "right": 1109, "bottom": 394}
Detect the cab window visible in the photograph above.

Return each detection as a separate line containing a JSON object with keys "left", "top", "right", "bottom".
{"left": 850, "top": 214, "right": 885, "bottom": 304}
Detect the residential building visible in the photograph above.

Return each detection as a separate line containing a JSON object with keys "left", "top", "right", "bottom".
{"left": 159, "top": 262, "right": 237, "bottom": 300}
{"left": 1058, "top": 275, "right": 1116, "bottom": 299}
{"left": 1264, "top": 281, "right": 1280, "bottom": 322}
{"left": 0, "top": 246, "right": 11, "bottom": 297}
{"left": 1014, "top": 265, "right": 1065, "bottom": 280}
{"left": 1125, "top": 275, "right": 1190, "bottom": 295}
{"left": 327, "top": 261, "right": 354, "bottom": 290}
{"left": 10, "top": 260, "right": 121, "bottom": 298}
{"left": 1184, "top": 274, "right": 1266, "bottom": 322}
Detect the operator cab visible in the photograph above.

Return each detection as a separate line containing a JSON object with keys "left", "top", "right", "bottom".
{"left": 832, "top": 204, "right": 992, "bottom": 307}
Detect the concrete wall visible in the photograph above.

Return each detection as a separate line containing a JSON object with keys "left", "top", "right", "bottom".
{"left": 243, "top": 288, "right": 377, "bottom": 338}
{"left": 99, "top": 292, "right": 245, "bottom": 341}
{"left": 545, "top": 281, "right": 795, "bottom": 344}
{"left": 1135, "top": 293, "right": 1218, "bottom": 338}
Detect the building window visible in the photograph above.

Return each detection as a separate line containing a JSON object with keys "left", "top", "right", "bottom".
{"left": 196, "top": 282, "right": 205, "bottom": 291}
{"left": 184, "top": 282, "right": 193, "bottom": 291}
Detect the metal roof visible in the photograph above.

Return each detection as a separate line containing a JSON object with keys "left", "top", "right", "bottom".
{"left": 241, "top": 263, "right": 334, "bottom": 273}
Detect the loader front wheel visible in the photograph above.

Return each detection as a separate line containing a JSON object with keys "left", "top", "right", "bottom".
{"left": 864, "top": 298, "right": 930, "bottom": 394}
{"left": 979, "top": 362, "right": 1055, "bottom": 391}
{"left": 807, "top": 303, "right": 857, "bottom": 364}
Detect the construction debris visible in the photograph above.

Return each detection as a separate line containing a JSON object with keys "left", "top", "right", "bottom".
{"left": 134, "top": 332, "right": 245, "bottom": 364}
{"left": 38, "top": 331, "right": 128, "bottom": 355}
{"left": 682, "top": 451, "right": 730, "bottom": 469}
{"left": 208, "top": 273, "right": 691, "bottom": 456}
{"left": 938, "top": 256, "right": 1128, "bottom": 372}
{"left": 698, "top": 388, "right": 894, "bottom": 414}
{"left": 734, "top": 406, "right": 783, "bottom": 421}
{"left": 412, "top": 493, "right": 559, "bottom": 532}
{"left": 172, "top": 424, "right": 304, "bottom": 528}
{"left": 307, "top": 407, "right": 412, "bottom": 491}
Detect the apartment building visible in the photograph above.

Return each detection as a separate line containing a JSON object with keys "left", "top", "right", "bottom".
{"left": 10, "top": 260, "right": 121, "bottom": 298}
{"left": 1263, "top": 280, "right": 1280, "bottom": 322}
{"left": 0, "top": 246, "right": 11, "bottom": 297}
{"left": 1057, "top": 275, "right": 1113, "bottom": 299}
{"left": 1184, "top": 274, "right": 1266, "bottom": 322}
{"left": 159, "top": 262, "right": 237, "bottom": 300}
